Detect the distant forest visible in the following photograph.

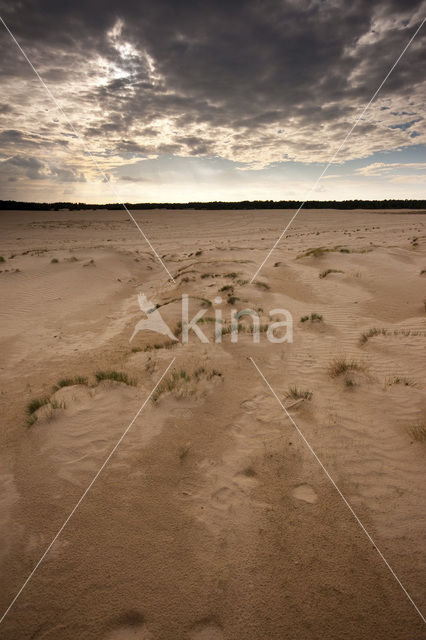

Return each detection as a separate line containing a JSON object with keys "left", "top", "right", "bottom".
{"left": 0, "top": 199, "right": 425, "bottom": 211}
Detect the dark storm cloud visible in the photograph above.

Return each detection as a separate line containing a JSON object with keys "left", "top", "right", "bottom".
{"left": 0, "top": 155, "right": 86, "bottom": 181}
{"left": 0, "top": 0, "right": 424, "bottom": 168}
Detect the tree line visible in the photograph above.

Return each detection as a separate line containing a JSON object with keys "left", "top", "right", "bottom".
{"left": 0, "top": 199, "right": 425, "bottom": 210}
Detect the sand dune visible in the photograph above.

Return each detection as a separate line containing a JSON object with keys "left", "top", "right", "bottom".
{"left": 0, "top": 209, "right": 425, "bottom": 639}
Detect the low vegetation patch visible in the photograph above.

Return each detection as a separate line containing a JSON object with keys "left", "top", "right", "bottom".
{"left": 319, "top": 269, "right": 344, "bottom": 279}
{"left": 385, "top": 376, "right": 417, "bottom": 388}
{"left": 328, "top": 357, "right": 364, "bottom": 378}
{"left": 284, "top": 387, "right": 313, "bottom": 401}
{"left": 152, "top": 367, "right": 222, "bottom": 404}
{"left": 360, "top": 327, "right": 426, "bottom": 345}
{"left": 297, "top": 245, "right": 372, "bottom": 259}
{"left": 95, "top": 370, "right": 137, "bottom": 386}
{"left": 301, "top": 313, "right": 323, "bottom": 323}
{"left": 52, "top": 376, "right": 88, "bottom": 391}
{"left": 255, "top": 281, "right": 270, "bottom": 290}
{"left": 26, "top": 396, "right": 50, "bottom": 416}
{"left": 408, "top": 424, "right": 426, "bottom": 442}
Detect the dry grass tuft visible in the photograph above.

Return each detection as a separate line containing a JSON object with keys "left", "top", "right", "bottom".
{"left": 284, "top": 387, "right": 313, "bottom": 401}
{"left": 408, "top": 424, "right": 426, "bottom": 442}
{"left": 328, "top": 357, "right": 364, "bottom": 378}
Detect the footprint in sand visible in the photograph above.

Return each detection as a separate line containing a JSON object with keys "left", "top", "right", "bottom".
{"left": 292, "top": 484, "right": 318, "bottom": 504}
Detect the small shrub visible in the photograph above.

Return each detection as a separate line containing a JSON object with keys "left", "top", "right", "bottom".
{"left": 0, "top": 256, "right": 5, "bottom": 263}
{"left": 420, "top": 269, "right": 426, "bottom": 275}
{"left": 219, "top": 284, "right": 234, "bottom": 292}
{"left": 227, "top": 295, "right": 240, "bottom": 305}
{"left": 51, "top": 258, "right": 59, "bottom": 264}
{"left": 344, "top": 376, "right": 356, "bottom": 388}
{"left": 300, "top": 315, "right": 309, "bottom": 323}
{"left": 195, "top": 250, "right": 203, "bottom": 256}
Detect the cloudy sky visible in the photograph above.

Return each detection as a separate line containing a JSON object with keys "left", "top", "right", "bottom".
{"left": 0, "top": 0, "right": 425, "bottom": 203}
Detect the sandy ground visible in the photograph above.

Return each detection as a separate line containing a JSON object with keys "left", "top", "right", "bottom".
{"left": 0, "top": 208, "right": 425, "bottom": 639}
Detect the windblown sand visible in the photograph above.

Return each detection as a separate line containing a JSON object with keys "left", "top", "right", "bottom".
{"left": 0, "top": 209, "right": 425, "bottom": 639}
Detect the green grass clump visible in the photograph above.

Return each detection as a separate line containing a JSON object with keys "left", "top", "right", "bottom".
{"left": 284, "top": 387, "right": 313, "bottom": 401}
{"left": 26, "top": 414, "right": 38, "bottom": 427}
{"left": 26, "top": 396, "right": 50, "bottom": 415}
{"left": 319, "top": 269, "right": 343, "bottom": 279}
{"left": 95, "top": 370, "right": 136, "bottom": 386}
{"left": 53, "top": 376, "right": 88, "bottom": 390}
{"left": 301, "top": 313, "right": 323, "bottom": 323}
{"left": 152, "top": 367, "right": 222, "bottom": 404}
{"left": 328, "top": 357, "right": 363, "bottom": 378}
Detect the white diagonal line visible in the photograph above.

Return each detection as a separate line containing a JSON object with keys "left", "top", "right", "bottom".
{"left": 249, "top": 356, "right": 425, "bottom": 624}
{"left": 0, "top": 357, "right": 176, "bottom": 626}
{"left": 250, "top": 17, "right": 425, "bottom": 283}
{"left": 0, "top": 16, "right": 175, "bottom": 284}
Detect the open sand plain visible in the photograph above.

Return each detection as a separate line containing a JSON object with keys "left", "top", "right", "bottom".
{"left": 0, "top": 208, "right": 425, "bottom": 639}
